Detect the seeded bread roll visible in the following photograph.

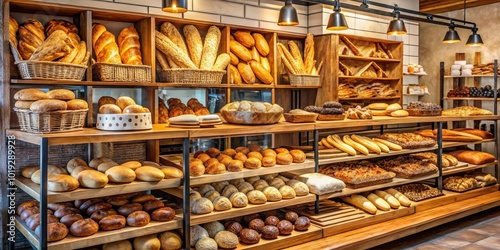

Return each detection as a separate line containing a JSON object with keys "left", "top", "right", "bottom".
{"left": 214, "top": 231, "right": 239, "bottom": 249}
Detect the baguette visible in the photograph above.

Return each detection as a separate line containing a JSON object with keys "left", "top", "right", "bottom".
{"left": 229, "top": 51, "right": 239, "bottom": 65}
{"left": 230, "top": 40, "right": 252, "bottom": 62}
{"left": 385, "top": 188, "right": 411, "bottom": 207}
{"left": 233, "top": 31, "right": 255, "bottom": 48}
{"left": 342, "top": 135, "right": 369, "bottom": 155}
{"left": 156, "top": 49, "right": 170, "bottom": 69}
{"left": 288, "top": 41, "right": 306, "bottom": 74}
{"left": 374, "top": 190, "right": 400, "bottom": 209}
{"left": 229, "top": 64, "right": 242, "bottom": 84}
{"left": 320, "top": 138, "right": 335, "bottom": 149}
{"left": 183, "top": 24, "right": 203, "bottom": 68}
{"left": 372, "top": 139, "right": 390, "bottom": 153}
{"left": 366, "top": 193, "right": 390, "bottom": 211}
{"left": 160, "top": 22, "right": 188, "bottom": 56}
{"left": 249, "top": 60, "right": 273, "bottom": 84}
{"left": 277, "top": 45, "right": 297, "bottom": 74}
{"left": 340, "top": 36, "right": 361, "bottom": 56}
{"left": 351, "top": 135, "right": 381, "bottom": 154}
{"left": 327, "top": 135, "right": 356, "bottom": 156}
{"left": 250, "top": 47, "right": 260, "bottom": 62}
{"left": 372, "top": 138, "right": 402, "bottom": 151}
{"left": 452, "top": 128, "right": 494, "bottom": 139}
{"left": 260, "top": 56, "right": 271, "bottom": 72}
{"left": 155, "top": 30, "right": 196, "bottom": 69}
{"left": 252, "top": 33, "right": 270, "bottom": 56}
{"left": 277, "top": 43, "right": 303, "bottom": 74}
{"left": 70, "top": 41, "right": 87, "bottom": 65}
{"left": 341, "top": 195, "right": 377, "bottom": 215}
{"left": 303, "top": 33, "right": 315, "bottom": 75}
{"left": 237, "top": 63, "right": 255, "bottom": 84}
{"left": 434, "top": 129, "right": 483, "bottom": 141}
{"left": 199, "top": 26, "right": 221, "bottom": 70}
{"left": 211, "top": 53, "right": 230, "bottom": 71}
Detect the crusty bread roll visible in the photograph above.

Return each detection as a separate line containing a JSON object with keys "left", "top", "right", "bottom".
{"left": 200, "top": 26, "right": 221, "bottom": 70}
{"left": 290, "top": 150, "right": 306, "bottom": 163}
{"left": 214, "top": 231, "right": 239, "bottom": 249}
{"left": 262, "top": 156, "right": 276, "bottom": 167}
{"left": 14, "top": 88, "right": 47, "bottom": 101}
{"left": 212, "top": 196, "right": 232, "bottom": 211}
{"left": 30, "top": 99, "right": 67, "bottom": 111}
{"left": 234, "top": 31, "right": 255, "bottom": 48}
{"left": 77, "top": 170, "right": 109, "bottom": 188}
{"left": 99, "top": 104, "right": 122, "bottom": 114}
{"left": 117, "top": 203, "right": 143, "bottom": 217}
{"left": 249, "top": 60, "right": 273, "bottom": 84}
{"left": 385, "top": 103, "right": 402, "bottom": 115}
{"left": 18, "top": 18, "right": 45, "bottom": 60}
{"left": 391, "top": 109, "right": 409, "bottom": 117}
{"left": 205, "top": 163, "right": 226, "bottom": 175}
{"left": 269, "top": 178, "right": 286, "bottom": 189}
{"left": 97, "top": 161, "right": 119, "bottom": 173}
{"left": 120, "top": 160, "right": 142, "bottom": 170}
{"left": 135, "top": 166, "right": 165, "bottom": 181}
{"left": 190, "top": 197, "right": 214, "bottom": 214}
{"left": 367, "top": 103, "right": 389, "bottom": 110}
{"left": 60, "top": 213, "right": 84, "bottom": 228}
{"left": 263, "top": 186, "right": 282, "bottom": 201}
{"left": 30, "top": 30, "right": 74, "bottom": 61}
{"left": 244, "top": 157, "right": 261, "bottom": 169}
{"left": 47, "top": 174, "right": 80, "bottom": 192}
{"left": 103, "top": 240, "right": 132, "bottom": 250}
{"left": 118, "top": 26, "right": 143, "bottom": 65}
{"left": 21, "top": 166, "right": 41, "bottom": 178}
{"left": 151, "top": 207, "right": 176, "bottom": 222}
{"left": 190, "top": 190, "right": 202, "bottom": 202}
{"left": 159, "top": 231, "right": 182, "bottom": 250}
{"left": 99, "top": 214, "right": 126, "bottom": 231}
{"left": 276, "top": 152, "right": 293, "bottom": 165}
{"left": 66, "top": 99, "right": 88, "bottom": 110}
{"left": 14, "top": 100, "right": 35, "bottom": 109}
{"left": 98, "top": 96, "right": 117, "bottom": 107}
{"left": 35, "top": 222, "right": 68, "bottom": 242}
{"left": 190, "top": 159, "right": 205, "bottom": 176}
{"left": 89, "top": 156, "right": 113, "bottom": 169}
{"left": 134, "top": 234, "right": 161, "bottom": 250}
{"left": 105, "top": 166, "right": 136, "bottom": 183}
{"left": 221, "top": 184, "right": 239, "bottom": 198}
{"left": 247, "top": 190, "right": 267, "bottom": 204}
{"left": 253, "top": 179, "right": 269, "bottom": 191}
{"left": 204, "top": 190, "right": 220, "bottom": 202}
{"left": 116, "top": 96, "right": 136, "bottom": 110}
{"left": 143, "top": 199, "right": 165, "bottom": 213}
{"left": 70, "top": 218, "right": 99, "bottom": 237}
{"left": 29, "top": 165, "right": 68, "bottom": 181}
{"left": 132, "top": 193, "right": 157, "bottom": 204}
{"left": 227, "top": 159, "right": 244, "bottom": 172}
{"left": 279, "top": 185, "right": 296, "bottom": 199}
{"left": 123, "top": 104, "right": 146, "bottom": 114}
{"left": 212, "top": 181, "right": 229, "bottom": 193}
{"left": 92, "top": 23, "right": 122, "bottom": 64}
{"left": 159, "top": 166, "right": 183, "bottom": 178}
{"left": 211, "top": 53, "right": 231, "bottom": 71}
{"left": 127, "top": 211, "right": 151, "bottom": 227}
{"left": 71, "top": 165, "right": 93, "bottom": 178}
{"left": 230, "top": 40, "right": 252, "bottom": 62}
{"left": 287, "top": 180, "right": 309, "bottom": 196}
{"left": 237, "top": 62, "right": 256, "bottom": 84}
{"left": 183, "top": 24, "right": 203, "bottom": 68}
{"left": 252, "top": 32, "right": 270, "bottom": 56}
{"left": 229, "top": 192, "right": 248, "bottom": 208}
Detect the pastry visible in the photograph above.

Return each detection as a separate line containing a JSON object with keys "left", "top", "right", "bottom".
{"left": 117, "top": 26, "right": 143, "bottom": 65}
{"left": 92, "top": 23, "right": 122, "bottom": 64}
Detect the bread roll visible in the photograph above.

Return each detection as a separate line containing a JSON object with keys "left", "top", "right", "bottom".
{"left": 190, "top": 197, "right": 214, "bottom": 214}
{"left": 263, "top": 186, "right": 282, "bottom": 201}
{"left": 229, "top": 64, "right": 243, "bottom": 84}
{"left": 35, "top": 222, "right": 68, "bottom": 242}
{"left": 54, "top": 207, "right": 80, "bottom": 219}
{"left": 385, "top": 103, "right": 402, "bottom": 115}
{"left": 66, "top": 158, "right": 88, "bottom": 174}
{"left": 290, "top": 150, "right": 306, "bottom": 163}
{"left": 96, "top": 160, "right": 120, "bottom": 173}
{"left": 151, "top": 207, "right": 176, "bottom": 222}
{"left": 229, "top": 178, "right": 245, "bottom": 186}
{"left": 212, "top": 181, "right": 229, "bottom": 193}
{"left": 233, "top": 31, "right": 255, "bottom": 48}
{"left": 294, "top": 216, "right": 311, "bottom": 231}
{"left": 391, "top": 110, "right": 409, "bottom": 117}
{"left": 195, "top": 237, "right": 218, "bottom": 250}
{"left": 206, "top": 163, "right": 226, "bottom": 175}
{"left": 247, "top": 190, "right": 267, "bottom": 204}
{"left": 132, "top": 194, "right": 157, "bottom": 203}
{"left": 116, "top": 96, "right": 136, "bottom": 110}
{"left": 230, "top": 40, "right": 252, "bottom": 62}
{"left": 367, "top": 103, "right": 389, "bottom": 110}
{"left": 14, "top": 89, "right": 47, "bottom": 101}
{"left": 262, "top": 156, "right": 276, "bottom": 167}
{"left": 89, "top": 156, "right": 113, "bottom": 169}
{"left": 135, "top": 166, "right": 165, "bottom": 181}
{"left": 249, "top": 60, "right": 273, "bottom": 84}
{"left": 127, "top": 211, "right": 150, "bottom": 227}
{"left": 200, "top": 26, "right": 221, "bottom": 70}
{"left": 14, "top": 100, "right": 34, "bottom": 109}
{"left": 245, "top": 157, "right": 262, "bottom": 169}
{"left": 98, "top": 96, "right": 116, "bottom": 107}
{"left": 276, "top": 152, "right": 293, "bottom": 165}
{"left": 118, "top": 26, "right": 143, "bottom": 65}
{"left": 212, "top": 196, "right": 232, "bottom": 211}
{"left": 279, "top": 185, "right": 296, "bottom": 199}
{"left": 221, "top": 184, "right": 239, "bottom": 198}
{"left": 99, "top": 214, "right": 126, "bottom": 230}
{"left": 253, "top": 33, "right": 270, "bottom": 56}
{"left": 26, "top": 213, "right": 58, "bottom": 231}
{"left": 190, "top": 190, "right": 202, "bottom": 202}
{"left": 77, "top": 170, "right": 108, "bottom": 188}
{"left": 237, "top": 182, "right": 254, "bottom": 194}
{"left": 123, "top": 104, "right": 146, "bottom": 114}
{"left": 134, "top": 234, "right": 161, "bottom": 250}
{"left": 103, "top": 240, "right": 133, "bottom": 250}
{"left": 86, "top": 202, "right": 113, "bottom": 216}
{"left": 211, "top": 53, "right": 230, "bottom": 71}
{"left": 47, "top": 89, "right": 75, "bottom": 100}
{"left": 159, "top": 166, "right": 183, "bottom": 178}
{"left": 253, "top": 179, "right": 269, "bottom": 191}
{"left": 262, "top": 225, "right": 279, "bottom": 239}
{"left": 159, "top": 231, "right": 182, "bottom": 250}
{"left": 229, "top": 51, "right": 239, "bottom": 65}
{"left": 215, "top": 231, "right": 239, "bottom": 249}
{"left": 90, "top": 208, "right": 117, "bottom": 223}
{"left": 229, "top": 192, "right": 248, "bottom": 208}
{"left": 92, "top": 23, "right": 121, "bottom": 64}
{"left": 240, "top": 228, "right": 260, "bottom": 244}
{"left": 287, "top": 180, "right": 309, "bottom": 196}
{"left": 30, "top": 99, "right": 67, "bottom": 111}
{"left": 277, "top": 220, "right": 293, "bottom": 235}
{"left": 190, "top": 160, "right": 205, "bottom": 176}
{"left": 118, "top": 203, "right": 143, "bottom": 217}
{"left": 21, "top": 165, "right": 43, "bottom": 179}
{"left": 17, "top": 201, "right": 39, "bottom": 216}
{"left": 70, "top": 165, "right": 93, "bottom": 178}
{"left": 143, "top": 199, "right": 165, "bottom": 214}
{"left": 78, "top": 198, "right": 104, "bottom": 213}
{"left": 70, "top": 218, "right": 99, "bottom": 237}
{"left": 58, "top": 213, "right": 82, "bottom": 228}
{"left": 46, "top": 174, "right": 79, "bottom": 192}
{"left": 106, "top": 197, "right": 129, "bottom": 207}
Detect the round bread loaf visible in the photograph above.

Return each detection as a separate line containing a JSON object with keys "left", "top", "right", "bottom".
{"left": 261, "top": 148, "right": 277, "bottom": 157}
{"left": 204, "top": 158, "right": 219, "bottom": 168}
{"left": 159, "top": 231, "right": 182, "bottom": 250}
{"left": 235, "top": 146, "right": 250, "bottom": 155}
{"left": 262, "top": 156, "right": 276, "bottom": 167}
{"left": 263, "top": 186, "right": 282, "bottom": 201}
{"left": 276, "top": 152, "right": 293, "bottom": 165}
{"left": 48, "top": 174, "right": 80, "bottom": 192}
{"left": 71, "top": 165, "right": 93, "bottom": 178}
{"left": 244, "top": 176, "right": 260, "bottom": 184}
{"left": 190, "top": 159, "right": 205, "bottom": 176}
{"left": 222, "top": 148, "right": 237, "bottom": 157}
{"left": 106, "top": 197, "right": 129, "bottom": 207}
{"left": 54, "top": 207, "right": 80, "bottom": 218}
{"left": 66, "top": 99, "right": 88, "bottom": 110}
{"left": 135, "top": 166, "right": 165, "bottom": 181}
{"left": 191, "top": 225, "right": 209, "bottom": 247}
{"left": 48, "top": 202, "right": 73, "bottom": 212}
{"left": 77, "top": 170, "right": 108, "bottom": 188}
{"left": 225, "top": 221, "right": 243, "bottom": 235}
{"left": 120, "top": 160, "right": 142, "bottom": 170}
{"left": 190, "top": 190, "right": 202, "bottom": 202}
{"left": 132, "top": 193, "right": 157, "bottom": 203}
{"left": 204, "top": 190, "right": 220, "bottom": 202}
{"left": 47, "top": 89, "right": 75, "bottom": 100}
{"left": 190, "top": 197, "right": 214, "bottom": 214}
{"left": 17, "top": 200, "right": 39, "bottom": 216}
{"left": 99, "top": 214, "right": 126, "bottom": 231}
{"left": 123, "top": 104, "right": 146, "bottom": 113}
{"left": 151, "top": 207, "right": 176, "bottom": 222}
{"left": 227, "top": 159, "right": 243, "bottom": 172}
{"left": 116, "top": 96, "right": 136, "bottom": 110}
{"left": 212, "top": 181, "right": 229, "bottom": 193}
{"left": 247, "top": 190, "right": 267, "bottom": 204}
{"left": 285, "top": 211, "right": 299, "bottom": 223}
{"left": 14, "top": 100, "right": 35, "bottom": 109}
{"left": 99, "top": 104, "right": 122, "bottom": 114}
{"left": 195, "top": 237, "right": 218, "bottom": 250}
{"left": 27, "top": 213, "right": 58, "bottom": 230}
{"left": 212, "top": 196, "right": 232, "bottom": 211}
{"left": 30, "top": 99, "right": 67, "bottom": 111}
{"left": 290, "top": 150, "right": 306, "bottom": 163}
{"left": 261, "top": 225, "right": 279, "bottom": 239}
{"left": 70, "top": 218, "right": 99, "bottom": 237}
{"left": 237, "top": 182, "right": 254, "bottom": 194}
{"left": 294, "top": 216, "right": 311, "bottom": 231}
{"left": 14, "top": 88, "right": 47, "bottom": 101}
{"left": 133, "top": 234, "right": 161, "bottom": 250}
{"left": 90, "top": 208, "right": 117, "bottom": 223}
{"left": 265, "top": 216, "right": 280, "bottom": 226}
{"left": 86, "top": 202, "right": 113, "bottom": 216}
{"left": 240, "top": 228, "right": 260, "bottom": 244}
{"left": 229, "top": 192, "right": 248, "bottom": 208}
{"left": 196, "top": 153, "right": 211, "bottom": 163}
{"left": 248, "top": 144, "right": 262, "bottom": 152}
{"left": 269, "top": 178, "right": 286, "bottom": 189}
{"left": 60, "top": 213, "right": 84, "bottom": 228}
{"left": 391, "top": 109, "right": 409, "bottom": 117}
{"left": 279, "top": 185, "right": 297, "bottom": 199}
{"left": 98, "top": 96, "right": 117, "bottom": 107}
{"left": 275, "top": 148, "right": 289, "bottom": 154}
{"left": 249, "top": 218, "right": 265, "bottom": 233}
{"left": 367, "top": 102, "right": 389, "bottom": 110}
{"left": 247, "top": 151, "right": 263, "bottom": 161}
{"left": 127, "top": 211, "right": 150, "bottom": 227}
{"left": 66, "top": 158, "right": 88, "bottom": 174}
{"left": 118, "top": 203, "right": 143, "bottom": 217}
{"left": 103, "top": 240, "right": 133, "bottom": 250}
{"left": 234, "top": 152, "right": 248, "bottom": 163}
{"left": 21, "top": 207, "right": 40, "bottom": 221}
{"left": 206, "top": 148, "right": 221, "bottom": 158}
{"left": 159, "top": 166, "right": 183, "bottom": 178}
{"left": 287, "top": 180, "right": 309, "bottom": 196}
{"left": 28, "top": 165, "right": 68, "bottom": 180}
{"left": 277, "top": 220, "right": 293, "bottom": 235}
{"left": 244, "top": 157, "right": 261, "bottom": 169}
{"left": 105, "top": 166, "right": 136, "bottom": 183}
{"left": 198, "top": 184, "right": 216, "bottom": 196}
{"left": 205, "top": 163, "right": 226, "bottom": 175}
{"left": 35, "top": 222, "right": 68, "bottom": 242}
{"left": 214, "top": 231, "right": 239, "bottom": 249}
{"left": 204, "top": 221, "right": 225, "bottom": 238}
{"left": 79, "top": 198, "right": 104, "bottom": 213}
{"left": 143, "top": 199, "right": 164, "bottom": 213}
{"left": 88, "top": 157, "right": 113, "bottom": 169}
{"left": 97, "top": 161, "right": 119, "bottom": 173}
{"left": 385, "top": 103, "right": 403, "bottom": 115}
{"left": 253, "top": 179, "right": 269, "bottom": 191}
{"left": 221, "top": 184, "right": 239, "bottom": 198}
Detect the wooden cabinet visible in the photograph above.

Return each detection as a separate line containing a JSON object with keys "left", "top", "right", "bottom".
{"left": 314, "top": 34, "right": 403, "bottom": 106}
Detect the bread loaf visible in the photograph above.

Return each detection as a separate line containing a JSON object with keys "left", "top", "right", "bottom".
{"left": 45, "top": 19, "right": 79, "bottom": 38}
{"left": 230, "top": 40, "right": 252, "bottom": 62}
{"left": 253, "top": 33, "right": 270, "bottom": 56}
{"left": 260, "top": 56, "right": 271, "bottom": 73}
{"left": 97, "top": 161, "right": 119, "bottom": 173}
{"left": 133, "top": 234, "right": 161, "bottom": 250}
{"left": 156, "top": 49, "right": 170, "bottom": 69}
{"left": 449, "top": 150, "right": 496, "bottom": 165}
{"left": 70, "top": 218, "right": 98, "bottom": 237}
{"left": 249, "top": 60, "right": 273, "bottom": 84}
{"left": 155, "top": 30, "right": 196, "bottom": 69}
{"left": 195, "top": 237, "right": 218, "bottom": 250}
{"left": 238, "top": 62, "right": 256, "bottom": 84}
{"left": 160, "top": 22, "right": 189, "bottom": 56}
{"left": 190, "top": 197, "right": 214, "bottom": 214}
{"left": 18, "top": 18, "right": 45, "bottom": 60}
{"left": 30, "top": 30, "right": 74, "bottom": 61}
{"left": 230, "top": 192, "right": 249, "bottom": 207}
{"left": 89, "top": 157, "right": 113, "bottom": 169}
{"left": 103, "top": 240, "right": 132, "bottom": 250}
{"left": 200, "top": 26, "right": 221, "bottom": 70}
{"left": 77, "top": 170, "right": 109, "bottom": 188}
{"left": 159, "top": 231, "right": 182, "bottom": 250}
{"left": 14, "top": 88, "right": 47, "bottom": 101}
{"left": 229, "top": 51, "right": 239, "bottom": 66}
{"left": 9, "top": 16, "right": 18, "bottom": 48}
{"left": 29, "top": 99, "right": 67, "bottom": 111}
{"left": 99, "top": 214, "right": 126, "bottom": 230}
{"left": 183, "top": 24, "right": 203, "bottom": 68}
{"left": 288, "top": 41, "right": 306, "bottom": 73}
{"left": 29, "top": 165, "right": 68, "bottom": 182}
{"left": 105, "top": 166, "right": 136, "bottom": 183}
{"left": 211, "top": 53, "right": 230, "bottom": 71}
{"left": 135, "top": 166, "right": 165, "bottom": 181}
{"left": 234, "top": 31, "right": 255, "bottom": 48}
{"left": 212, "top": 196, "right": 232, "bottom": 211}
{"left": 35, "top": 222, "right": 68, "bottom": 242}
{"left": 132, "top": 194, "right": 157, "bottom": 203}
{"left": 214, "top": 231, "right": 239, "bottom": 249}
{"left": 126, "top": 210, "right": 150, "bottom": 227}
{"left": 191, "top": 225, "right": 209, "bottom": 247}
{"left": 341, "top": 195, "right": 377, "bottom": 214}
{"left": 47, "top": 174, "right": 80, "bottom": 192}
{"left": 159, "top": 166, "right": 183, "bottom": 178}
{"left": 92, "top": 23, "right": 122, "bottom": 64}
{"left": 303, "top": 33, "right": 315, "bottom": 74}
{"left": 60, "top": 213, "right": 83, "bottom": 228}
{"left": 229, "top": 64, "right": 242, "bottom": 84}
{"left": 151, "top": 207, "right": 176, "bottom": 222}
{"left": 118, "top": 26, "right": 143, "bottom": 65}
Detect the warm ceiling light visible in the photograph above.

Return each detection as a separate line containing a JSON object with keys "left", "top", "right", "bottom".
{"left": 443, "top": 21, "right": 460, "bottom": 43}
{"left": 162, "top": 0, "right": 187, "bottom": 13}
{"left": 387, "top": 5, "right": 406, "bottom": 35}
{"left": 278, "top": 0, "right": 299, "bottom": 26}
{"left": 327, "top": 0, "right": 348, "bottom": 30}
{"left": 466, "top": 27, "right": 483, "bottom": 46}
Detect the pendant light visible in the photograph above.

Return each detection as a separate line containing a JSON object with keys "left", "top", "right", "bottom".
{"left": 466, "top": 27, "right": 483, "bottom": 46}
{"left": 443, "top": 20, "right": 460, "bottom": 43}
{"left": 162, "top": 0, "right": 187, "bottom": 13}
{"left": 278, "top": 0, "right": 299, "bottom": 26}
{"left": 387, "top": 5, "right": 406, "bottom": 35}
{"left": 327, "top": 0, "right": 349, "bottom": 31}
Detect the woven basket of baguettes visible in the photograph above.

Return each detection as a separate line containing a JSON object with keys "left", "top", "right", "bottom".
{"left": 289, "top": 74, "right": 320, "bottom": 86}
{"left": 92, "top": 63, "right": 152, "bottom": 82}
{"left": 15, "top": 108, "right": 87, "bottom": 133}
{"left": 157, "top": 68, "right": 225, "bottom": 84}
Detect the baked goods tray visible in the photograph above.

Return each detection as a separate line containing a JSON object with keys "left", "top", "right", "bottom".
{"left": 14, "top": 108, "right": 87, "bottom": 133}
{"left": 284, "top": 113, "right": 318, "bottom": 123}
{"left": 92, "top": 63, "right": 152, "bottom": 82}
{"left": 157, "top": 69, "right": 225, "bottom": 84}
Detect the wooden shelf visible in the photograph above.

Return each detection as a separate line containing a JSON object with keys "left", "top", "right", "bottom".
{"left": 404, "top": 73, "right": 428, "bottom": 76}
{"left": 442, "top": 161, "right": 498, "bottom": 176}
{"left": 319, "top": 146, "right": 438, "bottom": 165}
{"left": 339, "top": 55, "right": 401, "bottom": 63}
{"left": 229, "top": 84, "right": 274, "bottom": 89}
{"left": 188, "top": 122, "right": 315, "bottom": 139}
{"left": 275, "top": 85, "right": 321, "bottom": 89}
{"left": 339, "top": 96, "right": 401, "bottom": 101}
{"left": 318, "top": 173, "right": 439, "bottom": 200}
{"left": 338, "top": 76, "right": 400, "bottom": 81}
{"left": 442, "top": 138, "right": 495, "bottom": 148}
{"left": 404, "top": 93, "right": 425, "bottom": 96}
{"left": 444, "top": 97, "right": 499, "bottom": 101}
{"left": 16, "top": 215, "right": 183, "bottom": 250}
{"left": 444, "top": 75, "right": 498, "bottom": 78}
{"left": 11, "top": 79, "right": 157, "bottom": 87}
{"left": 16, "top": 177, "right": 181, "bottom": 203}
{"left": 238, "top": 224, "right": 323, "bottom": 250}
{"left": 157, "top": 83, "right": 229, "bottom": 88}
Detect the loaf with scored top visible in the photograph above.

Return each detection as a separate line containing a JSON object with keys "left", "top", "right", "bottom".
{"left": 118, "top": 26, "right": 143, "bottom": 65}
{"left": 92, "top": 23, "right": 122, "bottom": 64}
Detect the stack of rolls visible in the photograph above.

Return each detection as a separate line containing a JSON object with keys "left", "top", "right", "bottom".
{"left": 167, "top": 97, "right": 210, "bottom": 118}
{"left": 14, "top": 88, "right": 88, "bottom": 112}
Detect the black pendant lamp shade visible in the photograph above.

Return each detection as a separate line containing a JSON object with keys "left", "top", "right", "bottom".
{"left": 278, "top": 0, "right": 299, "bottom": 26}
{"left": 466, "top": 27, "right": 483, "bottom": 46}
{"left": 443, "top": 23, "right": 460, "bottom": 43}
{"left": 386, "top": 5, "right": 406, "bottom": 35}
{"left": 162, "top": 0, "right": 187, "bottom": 13}
{"left": 327, "top": 1, "right": 348, "bottom": 30}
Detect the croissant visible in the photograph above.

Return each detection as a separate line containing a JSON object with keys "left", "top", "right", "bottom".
{"left": 30, "top": 30, "right": 74, "bottom": 61}
{"left": 92, "top": 23, "right": 121, "bottom": 64}
{"left": 9, "top": 16, "right": 18, "bottom": 48}
{"left": 117, "top": 26, "right": 143, "bottom": 65}
{"left": 18, "top": 18, "right": 45, "bottom": 60}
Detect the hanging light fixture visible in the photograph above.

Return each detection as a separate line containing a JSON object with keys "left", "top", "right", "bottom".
{"left": 387, "top": 4, "right": 406, "bottom": 35}
{"left": 327, "top": 0, "right": 349, "bottom": 30}
{"left": 466, "top": 27, "right": 483, "bottom": 47}
{"left": 278, "top": 0, "right": 299, "bottom": 26}
{"left": 162, "top": 0, "right": 187, "bottom": 13}
{"left": 443, "top": 20, "right": 460, "bottom": 43}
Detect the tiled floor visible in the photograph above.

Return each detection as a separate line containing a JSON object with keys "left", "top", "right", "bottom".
{"left": 372, "top": 207, "right": 500, "bottom": 250}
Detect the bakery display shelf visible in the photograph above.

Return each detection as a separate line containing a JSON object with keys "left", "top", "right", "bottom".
{"left": 318, "top": 173, "right": 440, "bottom": 201}
{"left": 338, "top": 96, "right": 401, "bottom": 101}
{"left": 229, "top": 84, "right": 274, "bottom": 89}
{"left": 15, "top": 177, "right": 181, "bottom": 203}
{"left": 163, "top": 188, "right": 316, "bottom": 225}
{"left": 442, "top": 138, "right": 495, "bottom": 148}
{"left": 415, "top": 184, "right": 500, "bottom": 212}
{"left": 318, "top": 146, "right": 438, "bottom": 165}
{"left": 157, "top": 83, "right": 229, "bottom": 88}
{"left": 442, "top": 161, "right": 498, "bottom": 176}
{"left": 160, "top": 154, "right": 314, "bottom": 186}
{"left": 403, "top": 73, "right": 428, "bottom": 76}
{"left": 403, "top": 93, "right": 425, "bottom": 96}
{"left": 188, "top": 122, "right": 315, "bottom": 139}
{"left": 15, "top": 215, "right": 183, "bottom": 250}
{"left": 444, "top": 97, "right": 500, "bottom": 101}
{"left": 274, "top": 85, "right": 321, "bottom": 89}
{"left": 444, "top": 75, "right": 498, "bottom": 78}
{"left": 6, "top": 124, "right": 189, "bottom": 146}
{"left": 237, "top": 224, "right": 323, "bottom": 250}
{"left": 10, "top": 79, "right": 158, "bottom": 87}
{"left": 338, "top": 76, "right": 400, "bottom": 81}
{"left": 339, "top": 55, "right": 401, "bottom": 63}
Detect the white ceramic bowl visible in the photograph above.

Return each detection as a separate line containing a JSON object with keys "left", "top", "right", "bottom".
{"left": 96, "top": 113, "right": 152, "bottom": 131}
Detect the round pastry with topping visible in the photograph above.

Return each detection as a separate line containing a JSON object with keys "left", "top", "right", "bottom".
{"left": 320, "top": 107, "right": 344, "bottom": 115}
{"left": 323, "top": 101, "right": 342, "bottom": 109}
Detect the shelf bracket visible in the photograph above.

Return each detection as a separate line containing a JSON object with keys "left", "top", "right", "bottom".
{"left": 436, "top": 122, "right": 443, "bottom": 192}
{"left": 181, "top": 137, "right": 190, "bottom": 250}
{"left": 39, "top": 138, "right": 49, "bottom": 250}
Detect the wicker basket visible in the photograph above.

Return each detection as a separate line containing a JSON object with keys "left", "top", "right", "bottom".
{"left": 14, "top": 108, "right": 87, "bottom": 133}
{"left": 157, "top": 69, "right": 225, "bottom": 84}
{"left": 93, "top": 63, "right": 152, "bottom": 82}
{"left": 289, "top": 74, "right": 321, "bottom": 87}
{"left": 15, "top": 61, "right": 87, "bottom": 80}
